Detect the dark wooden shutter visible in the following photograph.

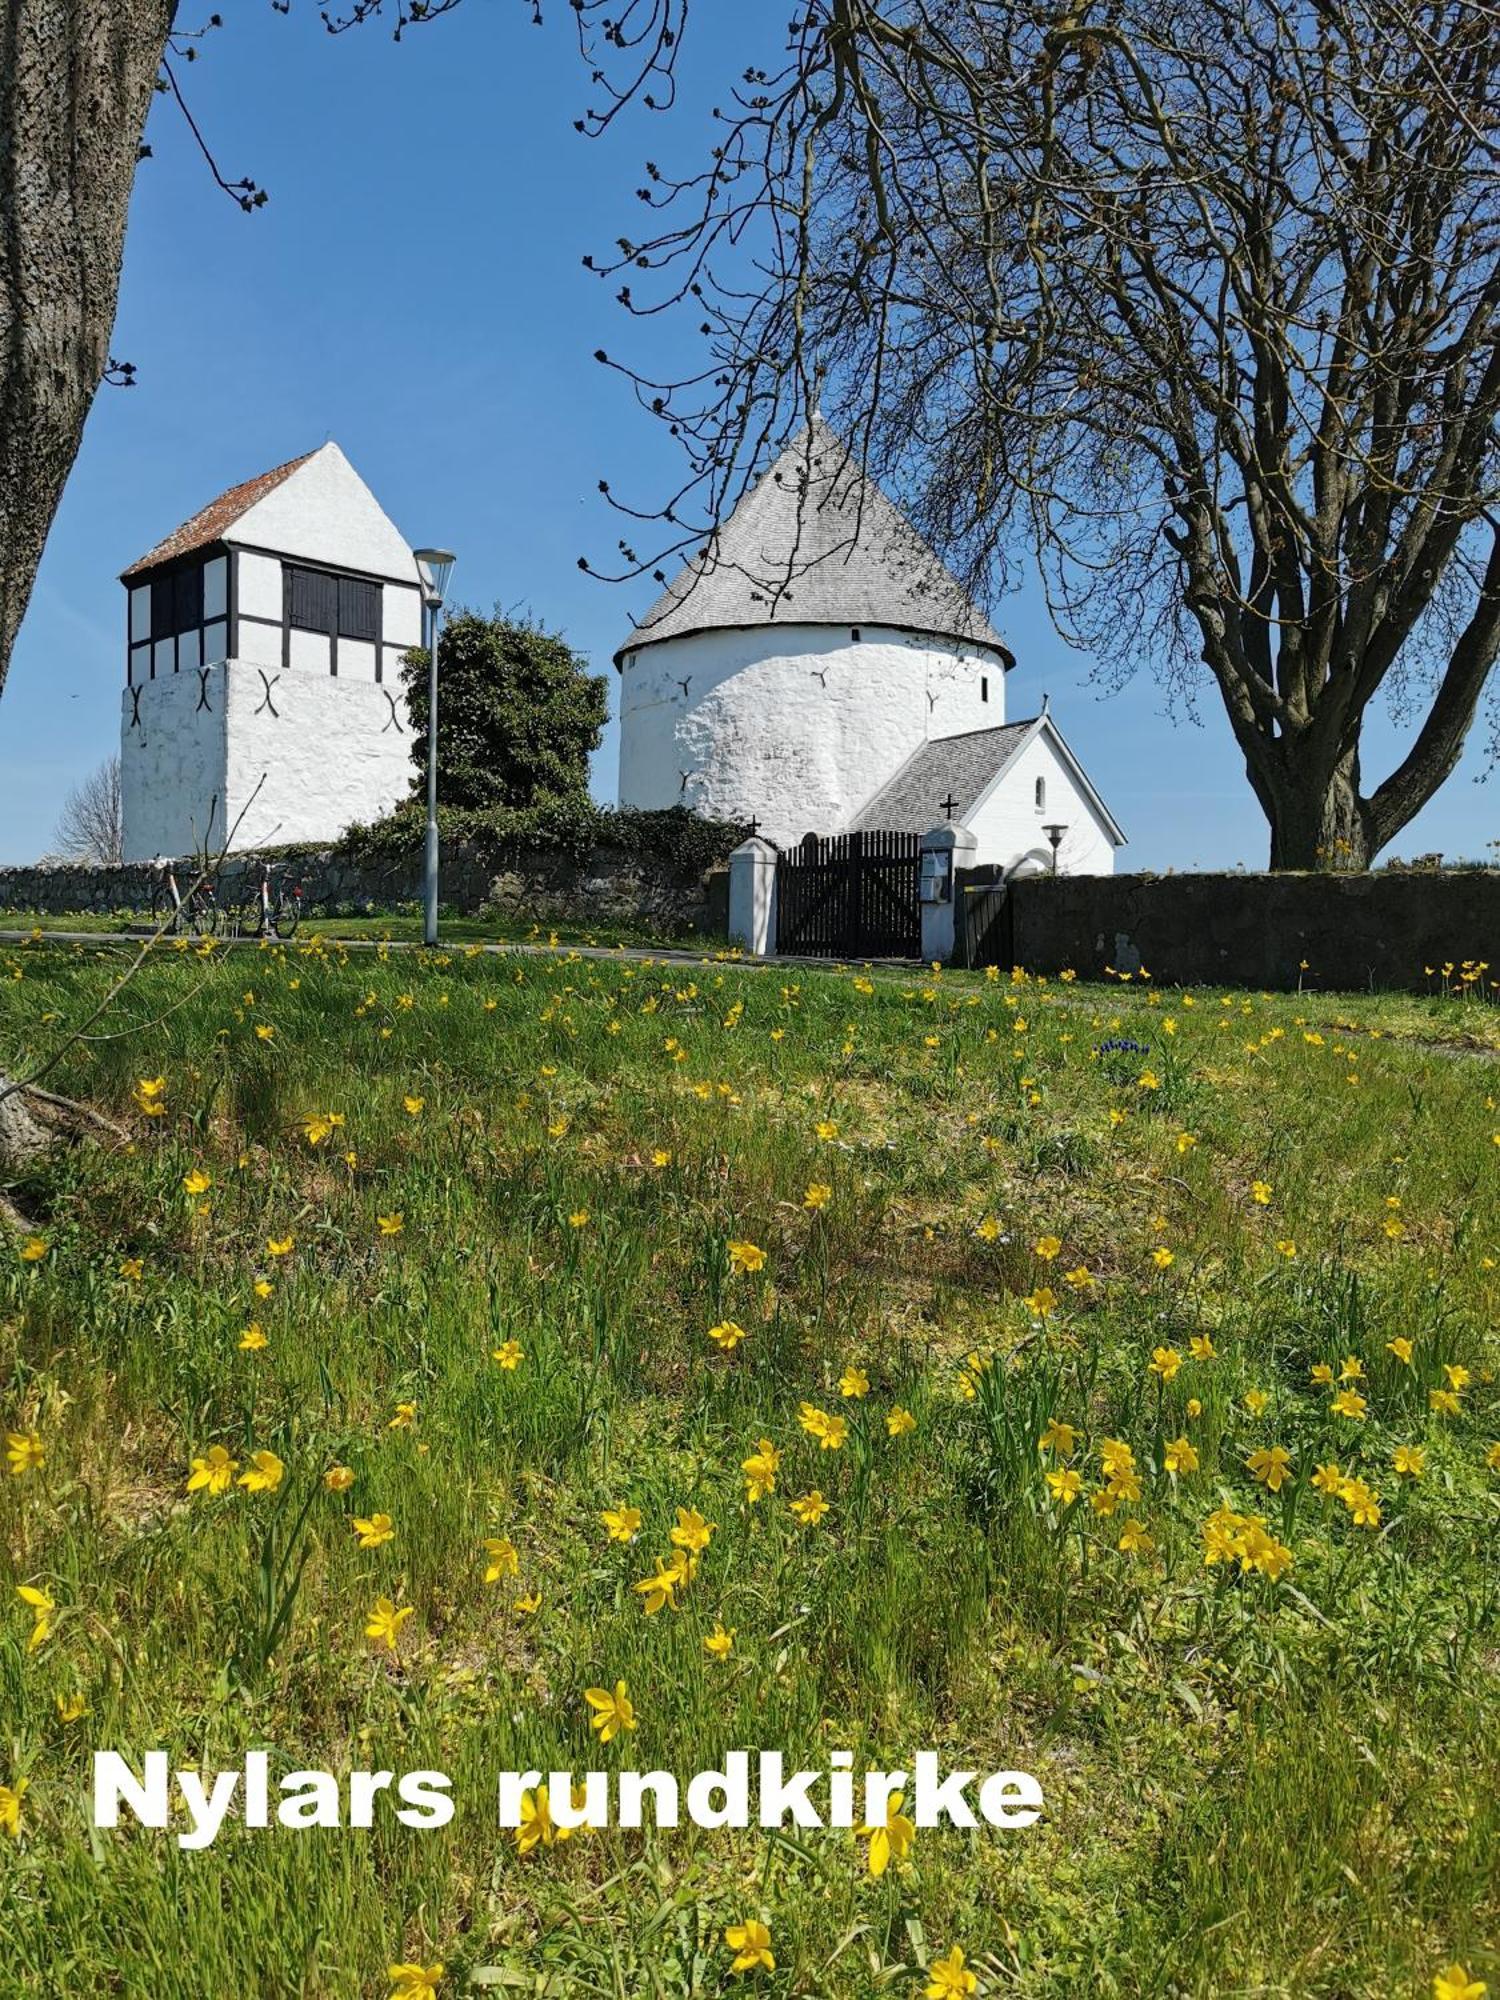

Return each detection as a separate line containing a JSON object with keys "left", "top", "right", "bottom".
{"left": 288, "top": 566, "right": 338, "bottom": 633}
{"left": 337, "top": 576, "right": 380, "bottom": 642}
{"left": 173, "top": 564, "right": 203, "bottom": 634}
{"left": 150, "top": 575, "right": 176, "bottom": 641}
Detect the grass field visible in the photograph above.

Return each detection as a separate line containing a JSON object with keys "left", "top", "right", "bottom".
{"left": 0, "top": 934, "right": 1496, "bottom": 1998}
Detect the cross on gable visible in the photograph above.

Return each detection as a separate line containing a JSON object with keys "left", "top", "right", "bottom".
{"left": 940, "top": 793, "right": 959, "bottom": 821}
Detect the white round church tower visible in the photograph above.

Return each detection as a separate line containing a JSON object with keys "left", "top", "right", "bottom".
{"left": 614, "top": 419, "right": 1014, "bottom": 847}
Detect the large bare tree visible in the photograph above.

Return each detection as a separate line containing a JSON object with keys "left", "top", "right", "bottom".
{"left": 593, "top": 0, "right": 1500, "bottom": 869}
{"left": 53, "top": 752, "right": 123, "bottom": 862}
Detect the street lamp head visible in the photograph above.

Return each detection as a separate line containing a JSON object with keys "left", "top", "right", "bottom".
{"left": 414, "top": 547, "right": 457, "bottom": 608}
{"left": 1041, "top": 822, "right": 1069, "bottom": 850}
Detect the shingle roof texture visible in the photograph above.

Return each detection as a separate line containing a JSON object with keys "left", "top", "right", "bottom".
{"left": 616, "top": 418, "right": 1009, "bottom": 661}
{"left": 121, "top": 451, "right": 316, "bottom": 578}
{"left": 851, "top": 722, "right": 1036, "bottom": 832}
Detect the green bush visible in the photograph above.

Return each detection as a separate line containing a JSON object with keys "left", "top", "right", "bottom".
{"left": 334, "top": 798, "right": 750, "bottom": 877}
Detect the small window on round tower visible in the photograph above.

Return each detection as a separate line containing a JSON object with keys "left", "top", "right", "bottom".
{"left": 850, "top": 628, "right": 861, "bottom": 642}
{"left": 982, "top": 677, "right": 990, "bottom": 703}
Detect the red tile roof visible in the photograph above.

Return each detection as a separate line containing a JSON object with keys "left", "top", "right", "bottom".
{"left": 120, "top": 450, "right": 317, "bottom": 579}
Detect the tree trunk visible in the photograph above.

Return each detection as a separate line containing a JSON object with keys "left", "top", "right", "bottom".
{"left": 0, "top": 0, "right": 175, "bottom": 697}
{"left": 1263, "top": 745, "right": 1375, "bottom": 872}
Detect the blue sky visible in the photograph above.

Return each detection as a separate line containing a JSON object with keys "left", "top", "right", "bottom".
{"left": 3, "top": 1, "right": 1493, "bottom": 869}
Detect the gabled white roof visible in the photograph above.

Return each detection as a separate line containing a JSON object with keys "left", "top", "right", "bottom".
{"left": 616, "top": 417, "right": 1011, "bottom": 665}
{"left": 121, "top": 442, "right": 417, "bottom": 585}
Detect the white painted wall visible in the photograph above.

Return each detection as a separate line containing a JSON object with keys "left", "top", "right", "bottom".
{"left": 237, "top": 550, "right": 283, "bottom": 622}
{"left": 617, "top": 622, "right": 1008, "bottom": 846}
{"left": 222, "top": 661, "right": 414, "bottom": 849}
{"left": 120, "top": 669, "right": 228, "bottom": 861}
{"left": 237, "top": 619, "right": 282, "bottom": 670}
{"left": 967, "top": 729, "right": 1119, "bottom": 876}
{"left": 233, "top": 442, "right": 418, "bottom": 582}
{"left": 122, "top": 659, "right": 415, "bottom": 859}
{"left": 383, "top": 582, "right": 422, "bottom": 648}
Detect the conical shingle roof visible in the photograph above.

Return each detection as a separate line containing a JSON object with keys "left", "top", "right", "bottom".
{"left": 614, "top": 418, "right": 1010, "bottom": 664}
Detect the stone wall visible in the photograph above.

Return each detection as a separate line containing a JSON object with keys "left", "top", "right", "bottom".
{"left": 999, "top": 870, "right": 1500, "bottom": 991}
{"left": 0, "top": 842, "right": 727, "bottom": 936}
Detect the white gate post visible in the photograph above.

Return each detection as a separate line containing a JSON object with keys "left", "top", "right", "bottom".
{"left": 919, "top": 822, "right": 978, "bottom": 964}
{"left": 727, "top": 837, "right": 779, "bottom": 957}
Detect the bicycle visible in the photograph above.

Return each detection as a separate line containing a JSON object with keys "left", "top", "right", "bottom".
{"left": 148, "top": 859, "right": 220, "bottom": 937}
{"left": 234, "top": 860, "right": 303, "bottom": 941}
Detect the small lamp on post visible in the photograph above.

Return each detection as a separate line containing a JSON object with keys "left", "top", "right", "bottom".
{"left": 413, "top": 547, "right": 456, "bottom": 947}
{"left": 1041, "top": 822, "right": 1069, "bottom": 874}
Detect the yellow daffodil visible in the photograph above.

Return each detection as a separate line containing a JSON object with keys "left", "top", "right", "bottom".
{"left": 1039, "top": 1419, "right": 1077, "bottom": 1458}
{"left": 1247, "top": 1445, "right": 1293, "bottom": 1493}
{"left": 742, "top": 1440, "right": 780, "bottom": 1502}
{"left": 926, "top": 1946, "right": 979, "bottom": 1998}
{"left": 860, "top": 1788, "right": 916, "bottom": 1876}
{"left": 583, "top": 1679, "right": 637, "bottom": 1743}
{"left": 513, "top": 1784, "right": 572, "bottom": 1854}
{"left": 238, "top": 1450, "right": 285, "bottom": 1495}
{"left": 16, "top": 1583, "right": 54, "bottom": 1651}
{"left": 365, "top": 1596, "right": 414, "bottom": 1651}
{"left": 187, "top": 1444, "right": 237, "bottom": 1496}
{"left": 5, "top": 1430, "right": 43, "bottom": 1477}
{"left": 354, "top": 1512, "right": 396, "bottom": 1549}
{"left": 601, "top": 1505, "right": 642, "bottom": 1543}
{"left": 387, "top": 1964, "right": 444, "bottom": 2000}
{"left": 724, "top": 1920, "right": 774, "bottom": 1975}
{"left": 1163, "top": 1436, "right": 1199, "bottom": 1475}
{"left": 1433, "top": 1963, "right": 1488, "bottom": 2000}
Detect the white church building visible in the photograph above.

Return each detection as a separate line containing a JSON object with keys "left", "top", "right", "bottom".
{"left": 119, "top": 442, "right": 424, "bottom": 861}
{"left": 616, "top": 418, "right": 1124, "bottom": 876}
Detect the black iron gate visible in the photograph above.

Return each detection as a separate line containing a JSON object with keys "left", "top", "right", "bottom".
{"left": 775, "top": 830, "right": 922, "bottom": 959}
